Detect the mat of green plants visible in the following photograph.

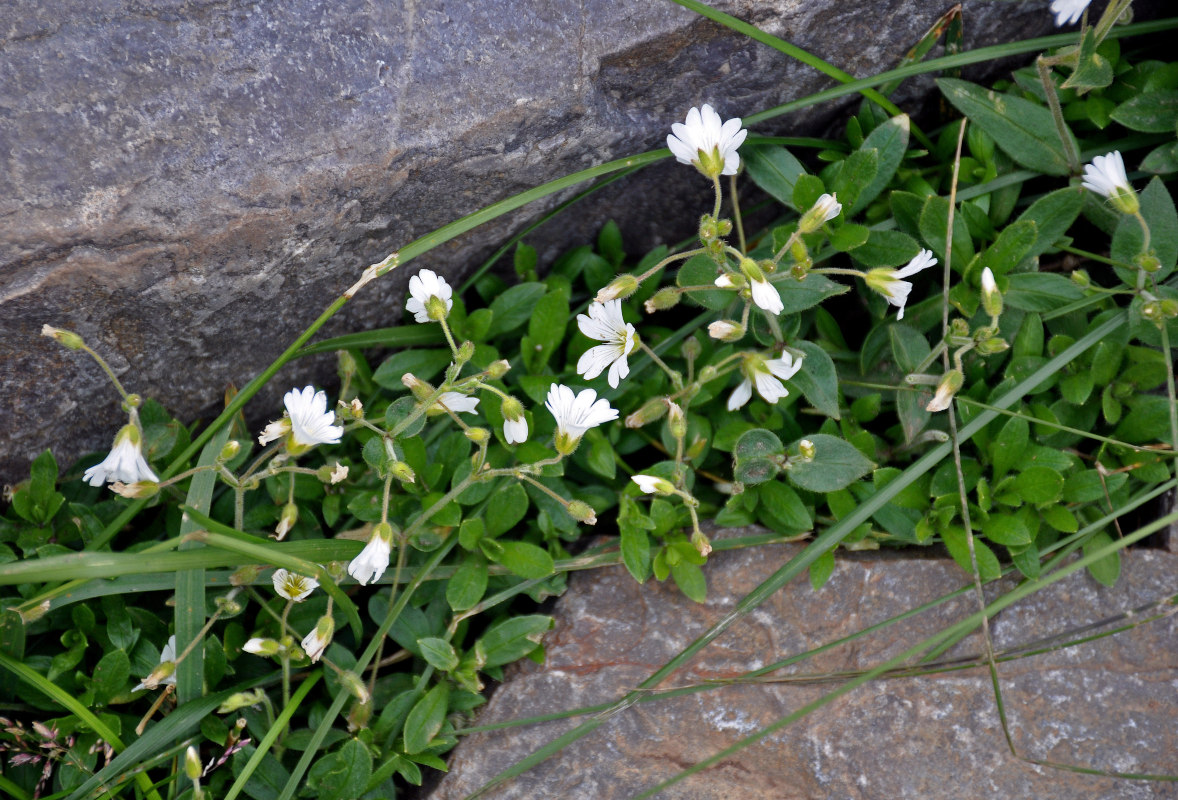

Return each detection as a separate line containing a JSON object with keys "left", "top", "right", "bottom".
{"left": 3, "top": 1, "right": 1178, "bottom": 798}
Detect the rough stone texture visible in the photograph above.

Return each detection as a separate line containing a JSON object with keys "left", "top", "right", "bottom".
{"left": 1, "top": 1, "right": 1069, "bottom": 482}
{"left": 432, "top": 534, "right": 1178, "bottom": 799}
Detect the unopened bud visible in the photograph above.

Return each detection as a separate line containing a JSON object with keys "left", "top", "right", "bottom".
{"left": 708, "top": 320, "right": 744, "bottom": 341}
{"left": 230, "top": 564, "right": 261, "bottom": 587}
{"left": 110, "top": 480, "right": 160, "bottom": 499}
{"left": 714, "top": 272, "right": 746, "bottom": 290}
{"left": 465, "top": 427, "right": 490, "bottom": 444}
{"left": 698, "top": 365, "right": 718, "bottom": 383}
{"left": 716, "top": 218, "right": 733, "bottom": 237}
{"left": 402, "top": 373, "right": 435, "bottom": 402}
{"left": 798, "top": 438, "right": 816, "bottom": 460}
{"left": 347, "top": 699, "right": 373, "bottom": 732}
{"left": 486, "top": 359, "right": 511, "bottom": 380}
{"left": 691, "top": 529, "right": 713, "bottom": 557}
{"left": 389, "top": 460, "right": 416, "bottom": 484}
{"left": 667, "top": 401, "right": 687, "bottom": 439}
{"left": 216, "top": 688, "right": 266, "bottom": 714}
{"left": 337, "top": 349, "right": 359, "bottom": 381}
{"left": 214, "top": 590, "right": 244, "bottom": 616}
{"left": 567, "top": 500, "right": 597, "bottom": 525}
{"left": 1135, "top": 250, "right": 1161, "bottom": 273}
{"left": 242, "top": 638, "right": 281, "bottom": 657}
{"left": 699, "top": 215, "right": 719, "bottom": 241}
{"left": 632, "top": 474, "right": 675, "bottom": 495}
{"left": 680, "top": 337, "right": 702, "bottom": 361}
{"left": 1161, "top": 299, "right": 1178, "bottom": 318}
{"left": 798, "top": 192, "right": 842, "bottom": 233}
{"left": 273, "top": 503, "right": 298, "bottom": 541}
{"left": 339, "top": 670, "right": 370, "bottom": 704}
{"left": 317, "top": 462, "right": 349, "bottom": 484}
{"left": 501, "top": 396, "right": 524, "bottom": 422}
{"left": 738, "top": 257, "right": 766, "bottom": 284}
{"left": 141, "top": 660, "right": 176, "bottom": 689}
{"left": 980, "top": 267, "right": 1003, "bottom": 317}
{"left": 976, "top": 337, "right": 1010, "bottom": 355}
{"left": 1142, "top": 300, "right": 1164, "bottom": 323}
{"left": 595, "top": 274, "right": 639, "bottom": 303}
{"left": 626, "top": 397, "right": 669, "bottom": 428}
{"left": 926, "top": 369, "right": 964, "bottom": 413}
{"left": 645, "top": 287, "right": 680, "bottom": 313}
{"left": 1071, "top": 269, "right": 1091, "bottom": 287}
{"left": 185, "top": 745, "right": 203, "bottom": 781}
{"left": 219, "top": 440, "right": 241, "bottom": 462}
{"left": 455, "top": 340, "right": 476, "bottom": 365}
{"left": 302, "top": 614, "right": 334, "bottom": 663}
{"left": 41, "top": 324, "right": 85, "bottom": 350}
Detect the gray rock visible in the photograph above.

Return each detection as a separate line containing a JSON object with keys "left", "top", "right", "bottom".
{"left": 1, "top": 1, "right": 1065, "bottom": 482}
{"left": 432, "top": 533, "right": 1178, "bottom": 799}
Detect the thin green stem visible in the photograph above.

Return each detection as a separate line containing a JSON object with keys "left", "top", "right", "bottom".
{"left": 1037, "top": 57, "right": 1081, "bottom": 173}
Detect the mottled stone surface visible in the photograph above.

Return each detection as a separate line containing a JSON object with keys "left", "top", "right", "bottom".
{"left": 1, "top": 1, "right": 1065, "bottom": 482}
{"left": 432, "top": 534, "right": 1178, "bottom": 799}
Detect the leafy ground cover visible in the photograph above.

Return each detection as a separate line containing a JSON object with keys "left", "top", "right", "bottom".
{"left": 3, "top": 1, "right": 1178, "bottom": 797}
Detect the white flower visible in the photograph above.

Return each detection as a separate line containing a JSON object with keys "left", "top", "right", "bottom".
{"left": 84, "top": 424, "right": 159, "bottom": 487}
{"left": 926, "top": 369, "right": 964, "bottom": 413}
{"left": 271, "top": 568, "right": 318, "bottom": 602}
{"left": 545, "top": 384, "right": 619, "bottom": 455}
{"left": 133, "top": 635, "right": 177, "bottom": 691}
{"left": 503, "top": 416, "right": 528, "bottom": 444}
{"left": 302, "top": 615, "right": 334, "bottom": 663}
{"left": 432, "top": 391, "right": 479, "bottom": 415}
{"left": 1050, "top": 0, "right": 1091, "bottom": 26}
{"left": 258, "top": 418, "right": 290, "bottom": 446}
{"left": 727, "top": 354, "right": 805, "bottom": 411}
{"left": 750, "top": 277, "right": 784, "bottom": 315}
{"left": 1081, "top": 151, "right": 1139, "bottom": 214}
{"left": 798, "top": 193, "right": 842, "bottom": 233}
{"left": 405, "top": 268, "right": 453, "bottom": 323}
{"left": 576, "top": 300, "right": 639, "bottom": 388}
{"left": 865, "top": 249, "right": 939, "bottom": 320}
{"left": 667, "top": 104, "right": 748, "bottom": 178}
{"left": 632, "top": 474, "right": 674, "bottom": 495}
{"left": 348, "top": 524, "right": 394, "bottom": 586}
{"left": 285, "top": 386, "right": 343, "bottom": 448}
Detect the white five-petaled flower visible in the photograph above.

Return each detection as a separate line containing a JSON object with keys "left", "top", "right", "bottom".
{"left": 84, "top": 423, "right": 159, "bottom": 487}
{"left": 261, "top": 387, "right": 343, "bottom": 449}
{"left": 1050, "top": 0, "right": 1091, "bottom": 26}
{"left": 865, "top": 249, "right": 939, "bottom": 320}
{"left": 271, "top": 568, "right": 318, "bottom": 602}
{"left": 667, "top": 104, "right": 748, "bottom": 178}
{"left": 545, "top": 384, "right": 619, "bottom": 455}
{"left": 727, "top": 353, "right": 805, "bottom": 411}
{"left": 632, "top": 474, "right": 674, "bottom": 495}
{"left": 133, "top": 635, "right": 177, "bottom": 691}
{"left": 405, "top": 268, "right": 453, "bottom": 323}
{"left": 431, "top": 391, "right": 479, "bottom": 415}
{"left": 1081, "top": 151, "right": 1138, "bottom": 214}
{"left": 576, "top": 300, "right": 640, "bottom": 388}
{"left": 348, "top": 523, "right": 394, "bottom": 586}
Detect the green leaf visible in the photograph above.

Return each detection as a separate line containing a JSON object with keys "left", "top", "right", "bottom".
{"left": 1083, "top": 531, "right": 1120, "bottom": 587}
{"left": 1141, "top": 142, "right": 1178, "bottom": 175}
{"left": 1113, "top": 395, "right": 1175, "bottom": 444}
{"left": 458, "top": 518, "right": 485, "bottom": 551}
{"left": 478, "top": 615, "right": 552, "bottom": 668}
{"left": 793, "top": 174, "right": 826, "bottom": 212}
{"left": 373, "top": 350, "right": 453, "bottom": 390}
{"left": 982, "top": 515, "right": 1031, "bottom": 546}
{"left": 484, "top": 483, "right": 528, "bottom": 537}
{"left": 514, "top": 242, "right": 537, "bottom": 278}
{"left": 676, "top": 254, "right": 729, "bottom": 310}
{"left": 1042, "top": 505, "right": 1079, "bottom": 533}
{"left": 938, "top": 78, "right": 1075, "bottom": 175}
{"left": 1014, "top": 188, "right": 1085, "bottom": 263}
{"left": 919, "top": 194, "right": 974, "bottom": 271}
{"left": 940, "top": 526, "right": 1002, "bottom": 581}
{"left": 852, "top": 114, "right": 909, "bottom": 214}
{"left": 91, "top": 648, "right": 130, "bottom": 706}
{"left": 888, "top": 323, "right": 931, "bottom": 373}
{"left": 775, "top": 273, "right": 850, "bottom": 314}
{"left": 418, "top": 637, "right": 459, "bottom": 672}
{"left": 852, "top": 229, "right": 921, "bottom": 268}
{"left": 619, "top": 497, "right": 652, "bottom": 584}
{"left": 522, "top": 289, "right": 571, "bottom": 373}
{"left": 313, "top": 739, "right": 373, "bottom": 800}
{"left": 830, "top": 148, "right": 879, "bottom": 214}
{"left": 1061, "top": 28, "right": 1114, "bottom": 94}
{"left": 757, "top": 482, "right": 812, "bottom": 532}
{"left": 671, "top": 561, "right": 707, "bottom": 603}
{"left": 447, "top": 555, "right": 488, "bottom": 612}
{"left": 487, "top": 282, "right": 547, "bottom": 338}
{"left": 744, "top": 145, "right": 807, "bottom": 210}
{"left": 809, "top": 549, "right": 836, "bottom": 590}
{"left": 403, "top": 684, "right": 450, "bottom": 754}
{"left": 786, "top": 434, "right": 874, "bottom": 493}
{"left": 490, "top": 540, "right": 555, "bottom": 579}
{"left": 829, "top": 223, "right": 870, "bottom": 252}
{"left": 586, "top": 436, "right": 617, "bottom": 480}
{"left": 990, "top": 414, "right": 1028, "bottom": 481}
{"left": 1111, "top": 177, "right": 1178, "bottom": 283}
{"left": 791, "top": 341, "right": 840, "bottom": 419}
{"left": 1011, "top": 465, "right": 1064, "bottom": 505}
{"left": 1003, "top": 273, "right": 1084, "bottom": 311}
{"left": 598, "top": 220, "right": 625, "bottom": 267}
{"left": 733, "top": 428, "right": 784, "bottom": 460}
{"left": 981, "top": 220, "right": 1036, "bottom": 277}
{"left": 1111, "top": 90, "right": 1178, "bottom": 132}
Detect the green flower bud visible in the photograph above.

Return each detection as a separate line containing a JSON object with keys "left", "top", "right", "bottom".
{"left": 465, "top": 427, "right": 490, "bottom": 444}
{"left": 644, "top": 287, "right": 681, "bottom": 313}
{"left": 402, "top": 373, "right": 435, "bottom": 402}
{"left": 216, "top": 688, "right": 266, "bottom": 714}
{"left": 567, "top": 500, "right": 598, "bottom": 525}
{"left": 976, "top": 337, "right": 1010, "bottom": 355}
{"left": 625, "top": 397, "right": 669, "bottom": 428}
{"left": 425, "top": 294, "right": 450, "bottom": 321}
{"left": 486, "top": 359, "right": 511, "bottom": 379}
{"left": 1135, "top": 250, "right": 1161, "bottom": 273}
{"left": 185, "top": 745, "right": 203, "bottom": 781}
{"left": 680, "top": 336, "right": 702, "bottom": 361}
{"left": 1071, "top": 269, "right": 1091, "bottom": 287}
{"left": 339, "top": 671, "right": 371, "bottom": 704}
{"left": 230, "top": 564, "right": 261, "bottom": 587}
{"left": 716, "top": 218, "right": 733, "bottom": 237}
{"left": 595, "top": 274, "right": 639, "bottom": 303}
{"left": 218, "top": 440, "right": 241, "bottom": 462}
{"left": 667, "top": 401, "right": 688, "bottom": 439}
{"left": 798, "top": 438, "right": 817, "bottom": 460}
{"left": 456, "top": 340, "right": 476, "bottom": 365}
{"left": 699, "top": 214, "right": 718, "bottom": 241}
{"left": 691, "top": 529, "right": 712, "bottom": 557}
{"left": 41, "top": 324, "right": 85, "bottom": 350}
{"left": 798, "top": 193, "right": 842, "bottom": 234}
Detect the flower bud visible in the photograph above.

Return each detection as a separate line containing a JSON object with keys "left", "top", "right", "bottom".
{"left": 274, "top": 503, "right": 298, "bottom": 541}
{"left": 699, "top": 214, "right": 719, "bottom": 241}
{"left": 110, "top": 480, "right": 160, "bottom": 499}
{"left": 1142, "top": 300, "right": 1164, "bottom": 323}
{"left": 708, "top": 320, "right": 744, "bottom": 342}
{"left": 1071, "top": 269, "right": 1091, "bottom": 287}
{"left": 691, "top": 529, "right": 713, "bottom": 557}
{"left": 567, "top": 500, "right": 597, "bottom": 525}
{"left": 625, "top": 397, "right": 669, "bottom": 428}
{"left": 402, "top": 373, "right": 435, "bottom": 402}
{"left": 926, "top": 369, "right": 964, "bottom": 413}
{"left": 242, "top": 637, "right": 281, "bottom": 657}
{"left": 215, "top": 590, "right": 244, "bottom": 616}
{"left": 17, "top": 600, "right": 51, "bottom": 624}
{"left": 667, "top": 401, "right": 687, "bottom": 439}
{"left": 337, "top": 349, "right": 359, "bottom": 380}
{"left": 595, "top": 274, "right": 639, "bottom": 303}
{"left": 339, "top": 671, "right": 371, "bottom": 704}
{"left": 302, "top": 614, "right": 334, "bottom": 663}
{"left": 680, "top": 337, "right": 702, "bottom": 361}
{"left": 185, "top": 745, "right": 203, "bottom": 781}
{"left": 714, "top": 272, "right": 746, "bottom": 289}
{"left": 1161, "top": 299, "right": 1178, "bottom": 318}
{"left": 230, "top": 564, "right": 261, "bottom": 587}
{"left": 716, "top": 218, "right": 733, "bottom": 237}
{"left": 218, "top": 440, "right": 241, "bottom": 462}
{"left": 632, "top": 474, "right": 674, "bottom": 495}
{"left": 976, "top": 337, "right": 1010, "bottom": 355}
{"left": 486, "top": 359, "right": 511, "bottom": 380}
{"left": 41, "top": 324, "right": 85, "bottom": 350}
{"left": 685, "top": 436, "right": 708, "bottom": 461}
{"left": 645, "top": 287, "right": 680, "bottom": 313}
{"left": 455, "top": 340, "right": 476, "bottom": 365}
{"left": 389, "top": 460, "right": 416, "bottom": 484}
{"left": 465, "top": 427, "right": 490, "bottom": 444}
{"left": 347, "top": 699, "right": 373, "bottom": 732}
{"left": 698, "top": 365, "right": 718, "bottom": 383}
{"left": 216, "top": 688, "right": 266, "bottom": 714}
{"left": 980, "top": 267, "right": 1003, "bottom": 317}
{"left": 1135, "top": 250, "right": 1162, "bottom": 273}
{"left": 140, "top": 660, "right": 176, "bottom": 689}
{"left": 798, "top": 438, "right": 816, "bottom": 460}
{"left": 798, "top": 192, "right": 842, "bottom": 234}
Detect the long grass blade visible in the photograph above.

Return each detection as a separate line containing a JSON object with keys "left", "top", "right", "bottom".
{"left": 223, "top": 670, "right": 321, "bottom": 800}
